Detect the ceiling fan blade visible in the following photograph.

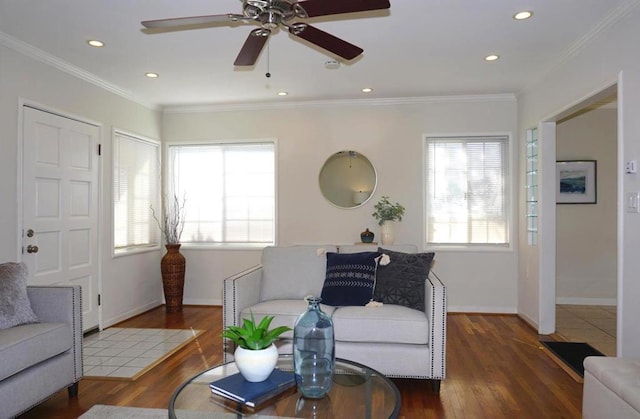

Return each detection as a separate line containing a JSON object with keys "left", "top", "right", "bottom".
{"left": 289, "top": 24, "right": 363, "bottom": 60}
{"left": 141, "top": 14, "right": 245, "bottom": 29}
{"left": 234, "top": 29, "right": 270, "bottom": 66}
{"left": 295, "top": 0, "right": 390, "bottom": 18}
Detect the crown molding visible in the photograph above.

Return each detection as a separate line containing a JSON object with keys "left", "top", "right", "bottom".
{"left": 0, "top": 29, "right": 514, "bottom": 115}
{"left": 520, "top": 0, "right": 640, "bottom": 94}
{"left": 163, "top": 93, "right": 517, "bottom": 114}
{"left": 0, "top": 31, "right": 159, "bottom": 111}
{"left": 564, "top": 0, "right": 640, "bottom": 60}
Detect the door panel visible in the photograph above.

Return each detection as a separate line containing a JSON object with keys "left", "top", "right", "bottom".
{"left": 22, "top": 106, "right": 100, "bottom": 330}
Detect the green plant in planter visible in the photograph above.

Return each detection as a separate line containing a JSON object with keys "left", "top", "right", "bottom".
{"left": 372, "top": 196, "right": 406, "bottom": 226}
{"left": 222, "top": 312, "right": 292, "bottom": 350}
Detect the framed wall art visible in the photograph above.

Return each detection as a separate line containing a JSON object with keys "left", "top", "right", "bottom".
{"left": 556, "top": 160, "right": 597, "bottom": 204}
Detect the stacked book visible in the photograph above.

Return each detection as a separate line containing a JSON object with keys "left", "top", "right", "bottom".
{"left": 209, "top": 368, "right": 296, "bottom": 409}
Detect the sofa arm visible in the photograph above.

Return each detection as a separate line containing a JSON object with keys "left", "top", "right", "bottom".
{"left": 26, "top": 285, "right": 83, "bottom": 382}
{"left": 222, "top": 265, "right": 263, "bottom": 362}
{"left": 425, "top": 271, "right": 447, "bottom": 380}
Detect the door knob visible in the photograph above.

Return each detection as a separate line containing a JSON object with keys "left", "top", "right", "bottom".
{"left": 26, "top": 229, "right": 35, "bottom": 238}
{"left": 26, "top": 245, "right": 39, "bottom": 254}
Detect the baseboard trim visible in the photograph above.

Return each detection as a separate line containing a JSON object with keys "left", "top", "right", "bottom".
{"left": 556, "top": 297, "right": 616, "bottom": 306}
{"left": 447, "top": 305, "right": 517, "bottom": 314}
{"left": 183, "top": 298, "right": 222, "bottom": 306}
{"left": 102, "top": 300, "right": 163, "bottom": 329}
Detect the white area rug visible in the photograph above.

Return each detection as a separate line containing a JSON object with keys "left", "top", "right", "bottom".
{"left": 80, "top": 404, "right": 285, "bottom": 418}
{"left": 83, "top": 327, "right": 203, "bottom": 380}
{"left": 80, "top": 405, "right": 167, "bottom": 419}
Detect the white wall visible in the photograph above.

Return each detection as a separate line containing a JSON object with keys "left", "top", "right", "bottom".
{"left": 0, "top": 44, "right": 164, "bottom": 328}
{"left": 163, "top": 97, "right": 519, "bottom": 312}
{"left": 556, "top": 108, "right": 617, "bottom": 305}
{"left": 518, "top": 5, "right": 640, "bottom": 356}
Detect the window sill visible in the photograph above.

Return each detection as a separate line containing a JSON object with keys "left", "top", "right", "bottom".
{"left": 113, "top": 245, "right": 161, "bottom": 258}
{"left": 425, "top": 244, "right": 513, "bottom": 253}
{"left": 178, "top": 243, "right": 273, "bottom": 251}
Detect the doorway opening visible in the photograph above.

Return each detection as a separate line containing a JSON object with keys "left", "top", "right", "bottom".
{"left": 539, "top": 83, "right": 619, "bottom": 356}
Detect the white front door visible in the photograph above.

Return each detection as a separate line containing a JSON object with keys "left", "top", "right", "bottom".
{"left": 21, "top": 106, "right": 101, "bottom": 330}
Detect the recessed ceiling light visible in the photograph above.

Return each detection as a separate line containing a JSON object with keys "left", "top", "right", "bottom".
{"left": 87, "top": 40, "right": 104, "bottom": 48}
{"left": 277, "top": 91, "right": 288, "bottom": 96}
{"left": 145, "top": 72, "right": 159, "bottom": 78}
{"left": 485, "top": 54, "right": 500, "bottom": 62}
{"left": 513, "top": 11, "right": 533, "bottom": 20}
{"left": 361, "top": 87, "right": 373, "bottom": 93}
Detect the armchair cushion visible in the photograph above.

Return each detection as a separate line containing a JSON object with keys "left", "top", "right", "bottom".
{"left": 0, "top": 322, "right": 71, "bottom": 381}
{"left": 374, "top": 249, "right": 435, "bottom": 311}
{"left": 0, "top": 262, "right": 39, "bottom": 330}
{"left": 321, "top": 252, "right": 381, "bottom": 306}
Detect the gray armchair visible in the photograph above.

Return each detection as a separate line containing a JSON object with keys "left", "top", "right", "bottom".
{"left": 0, "top": 285, "right": 83, "bottom": 418}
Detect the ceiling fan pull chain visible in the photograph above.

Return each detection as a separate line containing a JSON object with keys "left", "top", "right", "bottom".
{"left": 265, "top": 38, "right": 271, "bottom": 78}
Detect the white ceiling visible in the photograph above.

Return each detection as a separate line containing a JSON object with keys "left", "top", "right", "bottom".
{"left": 0, "top": 0, "right": 633, "bottom": 108}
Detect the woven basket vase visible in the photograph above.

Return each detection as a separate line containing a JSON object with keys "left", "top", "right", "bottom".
{"left": 160, "top": 244, "right": 186, "bottom": 313}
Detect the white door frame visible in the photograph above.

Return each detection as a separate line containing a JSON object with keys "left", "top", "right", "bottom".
{"left": 538, "top": 80, "right": 620, "bottom": 348}
{"left": 16, "top": 98, "right": 103, "bottom": 331}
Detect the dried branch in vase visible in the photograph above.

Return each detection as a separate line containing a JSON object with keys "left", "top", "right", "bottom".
{"left": 152, "top": 194, "right": 186, "bottom": 244}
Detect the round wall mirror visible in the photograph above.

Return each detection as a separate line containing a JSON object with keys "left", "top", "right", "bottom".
{"left": 319, "top": 150, "right": 377, "bottom": 209}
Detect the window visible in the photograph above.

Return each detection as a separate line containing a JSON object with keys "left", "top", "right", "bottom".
{"left": 425, "top": 135, "right": 509, "bottom": 245}
{"left": 168, "top": 142, "right": 275, "bottom": 246}
{"left": 113, "top": 131, "right": 160, "bottom": 253}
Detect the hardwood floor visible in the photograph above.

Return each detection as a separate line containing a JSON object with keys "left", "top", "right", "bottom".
{"left": 19, "top": 307, "right": 583, "bottom": 419}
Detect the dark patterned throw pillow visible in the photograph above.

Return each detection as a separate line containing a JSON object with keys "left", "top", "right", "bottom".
{"left": 373, "top": 248, "right": 435, "bottom": 311}
{"left": 320, "top": 252, "right": 381, "bottom": 306}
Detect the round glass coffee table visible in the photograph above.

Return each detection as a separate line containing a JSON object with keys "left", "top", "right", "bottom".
{"left": 169, "top": 355, "right": 401, "bottom": 418}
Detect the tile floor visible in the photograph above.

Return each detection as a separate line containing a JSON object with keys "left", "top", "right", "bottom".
{"left": 555, "top": 304, "right": 617, "bottom": 356}
{"left": 83, "top": 327, "right": 201, "bottom": 379}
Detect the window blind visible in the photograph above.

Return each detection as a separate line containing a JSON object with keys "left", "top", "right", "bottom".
{"left": 426, "top": 136, "right": 509, "bottom": 245}
{"left": 113, "top": 132, "right": 160, "bottom": 251}
{"left": 168, "top": 142, "right": 275, "bottom": 245}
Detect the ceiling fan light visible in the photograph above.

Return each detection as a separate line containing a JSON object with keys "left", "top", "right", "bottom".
{"left": 324, "top": 60, "right": 340, "bottom": 70}
{"left": 513, "top": 11, "right": 533, "bottom": 20}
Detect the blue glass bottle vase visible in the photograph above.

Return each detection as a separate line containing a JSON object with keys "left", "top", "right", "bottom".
{"left": 293, "top": 296, "right": 335, "bottom": 398}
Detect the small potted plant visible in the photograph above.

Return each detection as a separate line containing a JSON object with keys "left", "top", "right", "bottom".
{"left": 222, "top": 312, "right": 292, "bottom": 382}
{"left": 372, "top": 196, "right": 405, "bottom": 245}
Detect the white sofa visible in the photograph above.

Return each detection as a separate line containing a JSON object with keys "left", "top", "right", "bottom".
{"left": 222, "top": 244, "right": 447, "bottom": 391}
{"left": 583, "top": 356, "right": 640, "bottom": 419}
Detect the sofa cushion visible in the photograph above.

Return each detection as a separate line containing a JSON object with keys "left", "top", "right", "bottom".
{"left": 332, "top": 305, "right": 430, "bottom": 345}
{"left": 241, "top": 299, "right": 337, "bottom": 339}
{"left": 0, "top": 322, "right": 71, "bottom": 381}
{"left": 320, "top": 252, "right": 381, "bottom": 306}
{"left": 0, "top": 262, "right": 39, "bottom": 330}
{"left": 261, "top": 246, "right": 337, "bottom": 301}
{"left": 374, "top": 248, "right": 435, "bottom": 312}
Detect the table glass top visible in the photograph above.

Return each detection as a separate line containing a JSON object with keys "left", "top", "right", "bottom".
{"left": 169, "top": 356, "right": 400, "bottom": 418}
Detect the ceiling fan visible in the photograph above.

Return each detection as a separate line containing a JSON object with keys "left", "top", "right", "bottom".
{"left": 141, "top": 0, "right": 391, "bottom": 66}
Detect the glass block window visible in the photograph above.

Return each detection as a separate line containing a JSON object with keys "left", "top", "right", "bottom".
{"left": 526, "top": 128, "right": 538, "bottom": 246}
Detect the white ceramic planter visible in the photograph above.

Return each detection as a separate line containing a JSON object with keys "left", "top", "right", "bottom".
{"left": 234, "top": 343, "right": 279, "bottom": 382}
{"left": 381, "top": 220, "right": 395, "bottom": 245}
